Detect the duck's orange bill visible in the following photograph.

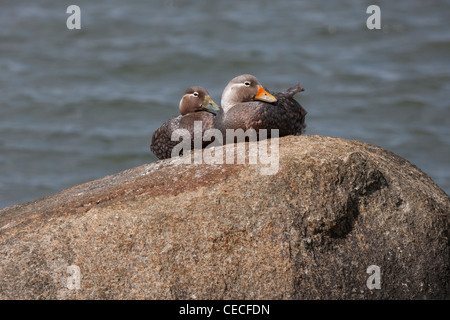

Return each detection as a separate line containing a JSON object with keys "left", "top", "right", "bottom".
{"left": 254, "top": 85, "right": 277, "bottom": 103}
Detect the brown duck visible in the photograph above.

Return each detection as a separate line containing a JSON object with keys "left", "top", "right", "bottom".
{"left": 150, "top": 86, "right": 219, "bottom": 159}
{"left": 214, "top": 74, "right": 307, "bottom": 140}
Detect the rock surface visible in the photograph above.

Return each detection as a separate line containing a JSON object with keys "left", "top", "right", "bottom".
{"left": 0, "top": 135, "right": 448, "bottom": 299}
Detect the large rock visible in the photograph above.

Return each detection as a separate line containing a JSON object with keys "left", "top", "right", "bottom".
{"left": 0, "top": 135, "right": 448, "bottom": 299}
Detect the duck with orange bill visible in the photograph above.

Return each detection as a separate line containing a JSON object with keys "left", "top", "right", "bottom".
{"left": 214, "top": 74, "right": 307, "bottom": 142}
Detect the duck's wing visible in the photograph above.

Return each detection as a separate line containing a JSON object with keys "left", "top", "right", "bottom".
{"left": 272, "top": 82, "right": 307, "bottom": 135}
{"left": 214, "top": 101, "right": 283, "bottom": 138}
{"left": 179, "top": 111, "right": 215, "bottom": 135}
{"left": 151, "top": 112, "right": 216, "bottom": 159}
{"left": 150, "top": 115, "right": 182, "bottom": 160}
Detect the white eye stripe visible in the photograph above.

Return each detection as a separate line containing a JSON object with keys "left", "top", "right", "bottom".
{"left": 191, "top": 92, "right": 199, "bottom": 97}
{"left": 233, "top": 82, "right": 251, "bottom": 88}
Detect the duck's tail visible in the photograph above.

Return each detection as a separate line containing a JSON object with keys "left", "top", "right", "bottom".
{"left": 284, "top": 82, "right": 305, "bottom": 98}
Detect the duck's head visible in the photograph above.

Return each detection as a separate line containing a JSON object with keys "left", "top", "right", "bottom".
{"left": 179, "top": 86, "right": 220, "bottom": 115}
{"left": 220, "top": 74, "right": 277, "bottom": 113}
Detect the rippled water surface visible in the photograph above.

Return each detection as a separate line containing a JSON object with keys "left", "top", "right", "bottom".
{"left": 1, "top": 0, "right": 449, "bottom": 208}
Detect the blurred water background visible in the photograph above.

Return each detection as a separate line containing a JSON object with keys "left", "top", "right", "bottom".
{"left": 0, "top": 0, "right": 449, "bottom": 209}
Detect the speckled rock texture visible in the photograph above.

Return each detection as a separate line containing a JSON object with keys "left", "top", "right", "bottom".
{"left": 0, "top": 135, "right": 448, "bottom": 299}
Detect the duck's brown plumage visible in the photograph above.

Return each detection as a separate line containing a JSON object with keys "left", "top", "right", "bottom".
{"left": 270, "top": 82, "right": 307, "bottom": 136}
{"left": 150, "top": 86, "right": 219, "bottom": 160}
{"left": 214, "top": 74, "right": 307, "bottom": 139}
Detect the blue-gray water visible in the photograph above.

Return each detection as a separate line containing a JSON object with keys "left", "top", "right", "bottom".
{"left": 1, "top": 0, "right": 449, "bottom": 209}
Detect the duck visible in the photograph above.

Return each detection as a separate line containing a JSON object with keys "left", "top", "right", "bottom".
{"left": 150, "top": 86, "right": 220, "bottom": 159}
{"left": 213, "top": 74, "right": 307, "bottom": 141}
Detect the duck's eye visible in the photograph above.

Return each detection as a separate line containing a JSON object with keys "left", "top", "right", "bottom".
{"left": 192, "top": 92, "right": 199, "bottom": 97}
{"left": 244, "top": 81, "right": 251, "bottom": 87}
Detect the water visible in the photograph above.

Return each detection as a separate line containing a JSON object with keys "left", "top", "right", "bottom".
{"left": 1, "top": 0, "right": 449, "bottom": 209}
